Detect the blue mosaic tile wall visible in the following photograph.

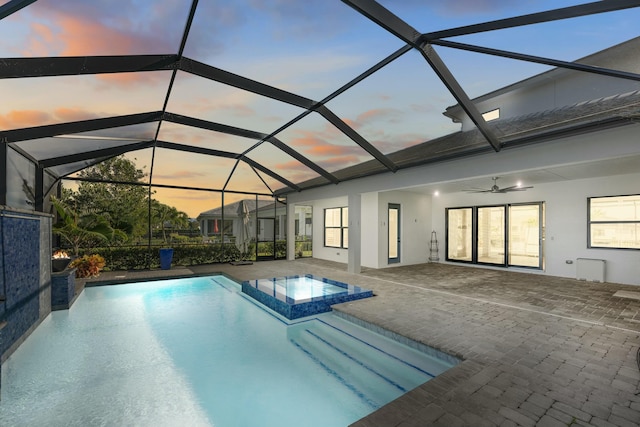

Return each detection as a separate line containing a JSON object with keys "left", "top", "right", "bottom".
{"left": 0, "top": 210, "right": 52, "bottom": 360}
{"left": 51, "top": 270, "right": 76, "bottom": 309}
{"left": 1, "top": 213, "right": 40, "bottom": 358}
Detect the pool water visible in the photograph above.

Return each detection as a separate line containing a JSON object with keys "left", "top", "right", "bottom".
{"left": 242, "top": 274, "right": 373, "bottom": 319}
{"left": 0, "top": 275, "right": 456, "bottom": 427}
{"left": 254, "top": 275, "right": 347, "bottom": 302}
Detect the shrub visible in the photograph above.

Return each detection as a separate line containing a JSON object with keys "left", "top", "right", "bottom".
{"left": 70, "top": 254, "right": 106, "bottom": 278}
{"left": 77, "top": 243, "right": 244, "bottom": 270}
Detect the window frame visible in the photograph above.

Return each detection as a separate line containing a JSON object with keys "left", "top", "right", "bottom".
{"left": 324, "top": 207, "right": 348, "bottom": 249}
{"left": 588, "top": 194, "right": 640, "bottom": 250}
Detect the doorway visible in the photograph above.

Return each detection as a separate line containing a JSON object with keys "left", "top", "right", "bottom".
{"left": 388, "top": 203, "right": 400, "bottom": 264}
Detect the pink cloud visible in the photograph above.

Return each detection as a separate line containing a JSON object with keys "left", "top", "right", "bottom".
{"left": 0, "top": 107, "right": 107, "bottom": 130}
{"left": 0, "top": 110, "right": 52, "bottom": 130}
{"left": 153, "top": 170, "right": 207, "bottom": 180}
{"left": 306, "top": 144, "right": 355, "bottom": 157}
{"left": 318, "top": 155, "right": 362, "bottom": 169}
{"left": 341, "top": 117, "right": 361, "bottom": 130}
{"left": 15, "top": 2, "right": 183, "bottom": 86}
{"left": 54, "top": 107, "right": 100, "bottom": 123}
{"left": 356, "top": 108, "right": 399, "bottom": 125}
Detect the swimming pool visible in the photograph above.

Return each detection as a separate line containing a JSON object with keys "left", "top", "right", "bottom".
{"left": 0, "top": 275, "right": 457, "bottom": 426}
{"left": 242, "top": 274, "right": 373, "bottom": 319}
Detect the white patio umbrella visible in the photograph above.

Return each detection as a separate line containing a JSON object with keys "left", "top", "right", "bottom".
{"left": 236, "top": 200, "right": 251, "bottom": 258}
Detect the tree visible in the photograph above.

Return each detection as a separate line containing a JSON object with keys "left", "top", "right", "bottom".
{"left": 51, "top": 197, "right": 126, "bottom": 256}
{"left": 71, "top": 156, "right": 149, "bottom": 240}
{"left": 151, "top": 200, "right": 190, "bottom": 243}
{"left": 60, "top": 155, "right": 192, "bottom": 246}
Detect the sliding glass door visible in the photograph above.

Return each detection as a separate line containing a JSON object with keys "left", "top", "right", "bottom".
{"left": 447, "top": 208, "right": 472, "bottom": 262}
{"left": 477, "top": 206, "right": 506, "bottom": 265}
{"left": 508, "top": 204, "right": 543, "bottom": 268}
{"left": 446, "top": 203, "right": 544, "bottom": 269}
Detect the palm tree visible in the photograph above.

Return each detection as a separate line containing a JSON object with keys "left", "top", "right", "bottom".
{"left": 151, "top": 201, "right": 189, "bottom": 244}
{"left": 51, "top": 197, "right": 127, "bottom": 256}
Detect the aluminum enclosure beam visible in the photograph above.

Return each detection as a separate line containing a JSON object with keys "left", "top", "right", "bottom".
{"left": 155, "top": 141, "right": 300, "bottom": 191}
{"left": 315, "top": 105, "right": 398, "bottom": 171}
{"left": 62, "top": 176, "right": 274, "bottom": 197}
{"left": 342, "top": 0, "right": 422, "bottom": 45}
{"left": 424, "top": 0, "right": 640, "bottom": 40}
{"left": 40, "top": 141, "right": 155, "bottom": 168}
{"left": 0, "top": 55, "right": 179, "bottom": 79}
{"left": 430, "top": 40, "right": 640, "bottom": 83}
{"left": 163, "top": 112, "right": 339, "bottom": 184}
{"left": 1, "top": 111, "right": 163, "bottom": 143}
{"left": 180, "top": 58, "right": 316, "bottom": 110}
{"left": 343, "top": 0, "right": 502, "bottom": 152}
{"left": 0, "top": 0, "right": 37, "bottom": 20}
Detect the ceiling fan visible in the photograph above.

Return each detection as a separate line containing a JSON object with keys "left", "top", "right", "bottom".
{"left": 465, "top": 177, "right": 533, "bottom": 193}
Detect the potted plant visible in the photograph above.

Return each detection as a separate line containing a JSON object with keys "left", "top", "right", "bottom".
{"left": 69, "top": 254, "right": 106, "bottom": 278}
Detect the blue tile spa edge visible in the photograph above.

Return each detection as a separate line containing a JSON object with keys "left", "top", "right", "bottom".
{"left": 241, "top": 274, "right": 373, "bottom": 320}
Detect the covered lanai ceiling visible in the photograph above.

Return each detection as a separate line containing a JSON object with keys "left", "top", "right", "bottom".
{"left": 2, "top": 0, "right": 640, "bottom": 207}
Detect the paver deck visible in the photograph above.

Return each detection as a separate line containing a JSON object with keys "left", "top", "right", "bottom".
{"left": 86, "top": 260, "right": 640, "bottom": 427}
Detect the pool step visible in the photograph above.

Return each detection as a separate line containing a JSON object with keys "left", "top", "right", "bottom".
{"left": 287, "top": 321, "right": 434, "bottom": 406}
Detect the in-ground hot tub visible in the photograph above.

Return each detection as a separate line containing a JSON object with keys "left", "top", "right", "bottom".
{"left": 241, "top": 274, "right": 373, "bottom": 320}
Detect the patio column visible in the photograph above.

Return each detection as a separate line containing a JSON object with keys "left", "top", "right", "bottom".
{"left": 347, "top": 193, "right": 361, "bottom": 274}
{"left": 0, "top": 142, "right": 6, "bottom": 206}
{"left": 34, "top": 165, "right": 44, "bottom": 212}
{"left": 286, "top": 201, "right": 295, "bottom": 260}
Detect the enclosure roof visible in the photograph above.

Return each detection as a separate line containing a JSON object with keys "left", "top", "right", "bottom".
{"left": 2, "top": 0, "right": 640, "bottom": 200}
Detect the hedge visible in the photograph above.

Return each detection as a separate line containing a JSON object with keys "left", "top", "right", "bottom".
{"left": 78, "top": 243, "right": 242, "bottom": 270}
{"left": 76, "top": 241, "right": 287, "bottom": 270}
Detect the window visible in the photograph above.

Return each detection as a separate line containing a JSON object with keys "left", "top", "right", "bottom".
{"left": 324, "top": 207, "right": 348, "bottom": 248}
{"left": 589, "top": 195, "right": 640, "bottom": 249}
{"left": 482, "top": 108, "right": 500, "bottom": 122}
{"left": 446, "top": 203, "right": 544, "bottom": 268}
{"left": 206, "top": 219, "right": 233, "bottom": 236}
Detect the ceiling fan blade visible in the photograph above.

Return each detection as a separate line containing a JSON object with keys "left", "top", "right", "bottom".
{"left": 500, "top": 185, "right": 534, "bottom": 192}
{"left": 464, "top": 189, "right": 491, "bottom": 193}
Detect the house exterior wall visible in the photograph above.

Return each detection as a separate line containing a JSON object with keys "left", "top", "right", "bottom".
{"left": 287, "top": 125, "right": 640, "bottom": 285}
{"left": 361, "top": 192, "right": 379, "bottom": 268}
{"left": 375, "top": 191, "right": 432, "bottom": 269}
{"left": 310, "top": 196, "right": 349, "bottom": 263}
{"left": 431, "top": 172, "right": 640, "bottom": 285}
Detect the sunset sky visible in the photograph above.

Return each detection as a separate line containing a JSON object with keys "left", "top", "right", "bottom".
{"left": 2, "top": 0, "right": 639, "bottom": 217}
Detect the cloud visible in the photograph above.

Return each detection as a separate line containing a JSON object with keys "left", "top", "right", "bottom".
{"left": 356, "top": 108, "right": 400, "bottom": 125}
{"left": 0, "top": 110, "right": 52, "bottom": 130}
{"left": 317, "top": 155, "right": 362, "bottom": 169}
{"left": 22, "top": 1, "right": 183, "bottom": 56}
{"left": 0, "top": 107, "right": 106, "bottom": 130}
{"left": 54, "top": 107, "right": 100, "bottom": 123}
{"left": 152, "top": 170, "right": 207, "bottom": 181}
{"left": 13, "top": 1, "right": 184, "bottom": 86}
{"left": 341, "top": 117, "right": 361, "bottom": 130}
{"left": 289, "top": 131, "right": 365, "bottom": 159}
